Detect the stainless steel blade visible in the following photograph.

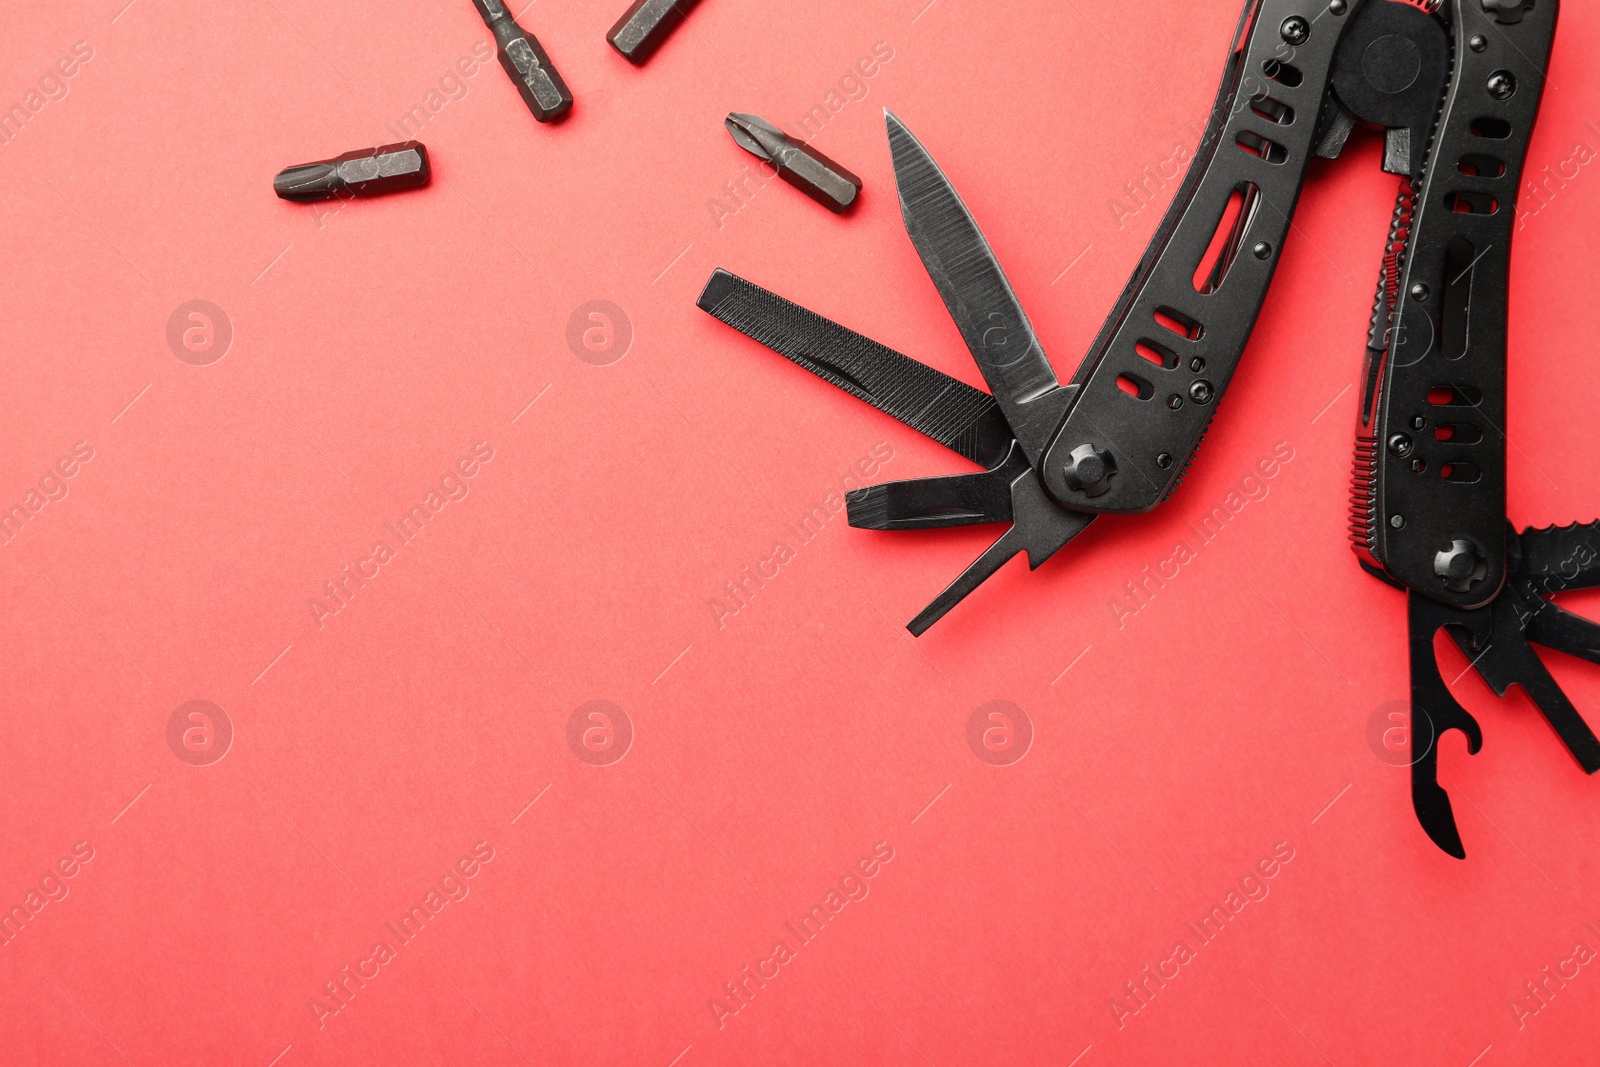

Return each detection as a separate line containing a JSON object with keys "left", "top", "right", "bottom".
{"left": 886, "top": 111, "right": 1073, "bottom": 467}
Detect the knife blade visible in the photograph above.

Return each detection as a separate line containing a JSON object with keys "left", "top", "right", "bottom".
{"left": 886, "top": 111, "right": 1074, "bottom": 468}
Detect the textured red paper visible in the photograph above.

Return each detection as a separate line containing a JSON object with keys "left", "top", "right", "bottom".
{"left": 3, "top": 0, "right": 1600, "bottom": 1063}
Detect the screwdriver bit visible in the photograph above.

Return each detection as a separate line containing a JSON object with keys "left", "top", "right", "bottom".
{"left": 273, "top": 142, "right": 431, "bottom": 202}
{"left": 607, "top": 0, "right": 700, "bottom": 64}
{"left": 469, "top": 0, "right": 573, "bottom": 122}
{"left": 724, "top": 113, "right": 862, "bottom": 213}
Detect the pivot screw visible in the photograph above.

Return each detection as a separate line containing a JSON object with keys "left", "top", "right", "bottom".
{"left": 1481, "top": 0, "right": 1530, "bottom": 25}
{"left": 1329, "top": 0, "right": 1347, "bottom": 13}
{"left": 1434, "top": 539, "right": 1489, "bottom": 593}
{"left": 1157, "top": 453, "right": 1174, "bottom": 470}
{"left": 1411, "top": 283, "right": 1430, "bottom": 302}
{"left": 1469, "top": 34, "right": 1489, "bottom": 52}
{"left": 1190, "top": 380, "right": 1215, "bottom": 404}
{"left": 1487, "top": 71, "right": 1517, "bottom": 100}
{"left": 1388, "top": 433, "right": 1414, "bottom": 457}
{"left": 1253, "top": 241, "right": 1273, "bottom": 260}
{"left": 1061, "top": 443, "right": 1118, "bottom": 498}
{"left": 1390, "top": 514, "right": 1406, "bottom": 530}
{"left": 1281, "top": 16, "right": 1311, "bottom": 45}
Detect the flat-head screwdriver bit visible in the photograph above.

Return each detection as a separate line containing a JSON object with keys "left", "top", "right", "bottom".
{"left": 724, "top": 113, "right": 862, "bottom": 213}
{"left": 607, "top": 0, "right": 701, "bottom": 64}
{"left": 273, "top": 142, "right": 431, "bottom": 202}
{"left": 469, "top": 0, "right": 573, "bottom": 122}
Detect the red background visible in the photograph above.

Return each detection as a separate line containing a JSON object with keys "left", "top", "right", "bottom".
{"left": 3, "top": 0, "right": 1600, "bottom": 1063}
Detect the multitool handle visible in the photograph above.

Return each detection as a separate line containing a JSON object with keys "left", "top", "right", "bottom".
{"left": 1039, "top": 0, "right": 1384, "bottom": 512}
{"left": 1357, "top": 0, "right": 1558, "bottom": 609}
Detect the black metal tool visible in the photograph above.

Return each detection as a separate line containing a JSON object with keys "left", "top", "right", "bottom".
{"left": 469, "top": 0, "right": 573, "bottom": 122}
{"left": 724, "top": 113, "right": 862, "bottom": 214}
{"left": 699, "top": 0, "right": 1598, "bottom": 857}
{"left": 1348, "top": 0, "right": 1591, "bottom": 857}
{"left": 608, "top": 0, "right": 700, "bottom": 64}
{"left": 697, "top": 269, "right": 1091, "bottom": 635}
{"left": 704, "top": 1, "right": 1442, "bottom": 629}
{"left": 273, "top": 143, "right": 430, "bottom": 202}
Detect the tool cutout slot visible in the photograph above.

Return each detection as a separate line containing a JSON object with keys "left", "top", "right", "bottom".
{"left": 1154, "top": 306, "right": 1205, "bottom": 341}
{"left": 1117, "top": 373, "right": 1154, "bottom": 400}
{"left": 1263, "top": 58, "right": 1303, "bottom": 87}
{"left": 1250, "top": 94, "right": 1295, "bottom": 125}
{"left": 1440, "top": 237, "right": 1474, "bottom": 361}
{"left": 1471, "top": 117, "right": 1512, "bottom": 139}
{"left": 1427, "top": 384, "right": 1483, "bottom": 406}
{"left": 1458, "top": 153, "right": 1505, "bottom": 178}
{"left": 1445, "top": 190, "right": 1499, "bottom": 214}
{"left": 1237, "top": 130, "right": 1289, "bottom": 164}
{"left": 1192, "top": 182, "right": 1261, "bottom": 295}
{"left": 1438, "top": 461, "right": 1482, "bottom": 482}
{"left": 1433, "top": 423, "right": 1482, "bottom": 443}
{"left": 1135, "top": 339, "right": 1179, "bottom": 369}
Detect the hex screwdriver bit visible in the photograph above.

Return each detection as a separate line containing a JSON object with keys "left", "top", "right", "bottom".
{"left": 273, "top": 142, "right": 431, "bottom": 202}
{"left": 607, "top": 0, "right": 701, "bottom": 64}
{"left": 469, "top": 0, "right": 573, "bottom": 122}
{"left": 724, "top": 113, "right": 862, "bottom": 213}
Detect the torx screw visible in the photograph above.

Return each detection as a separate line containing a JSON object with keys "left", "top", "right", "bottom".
{"left": 1190, "top": 380, "right": 1215, "bottom": 404}
{"left": 1411, "top": 283, "right": 1430, "bottom": 301}
{"left": 1391, "top": 515, "right": 1406, "bottom": 530}
{"left": 1157, "top": 453, "right": 1175, "bottom": 470}
{"left": 1434, "top": 539, "right": 1489, "bottom": 593}
{"left": 1470, "top": 34, "right": 1489, "bottom": 52}
{"left": 1480, "top": 0, "right": 1530, "bottom": 25}
{"left": 1281, "top": 16, "right": 1311, "bottom": 45}
{"left": 1388, "top": 433, "right": 1414, "bottom": 457}
{"left": 1062, "top": 443, "right": 1118, "bottom": 497}
{"left": 1487, "top": 71, "right": 1517, "bottom": 100}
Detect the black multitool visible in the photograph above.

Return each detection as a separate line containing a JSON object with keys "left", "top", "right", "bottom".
{"left": 697, "top": 0, "right": 1599, "bottom": 856}
{"left": 1345, "top": 0, "right": 1600, "bottom": 858}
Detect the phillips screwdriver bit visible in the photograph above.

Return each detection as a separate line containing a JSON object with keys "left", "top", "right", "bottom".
{"left": 724, "top": 112, "right": 862, "bottom": 213}
{"left": 273, "top": 142, "right": 431, "bottom": 202}
{"left": 469, "top": 0, "right": 573, "bottom": 122}
{"left": 607, "top": 0, "right": 701, "bottom": 64}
